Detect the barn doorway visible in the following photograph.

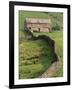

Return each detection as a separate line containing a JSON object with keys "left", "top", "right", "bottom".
{"left": 38, "top": 28, "right": 40, "bottom": 32}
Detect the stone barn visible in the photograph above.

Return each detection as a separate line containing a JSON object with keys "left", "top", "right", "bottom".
{"left": 25, "top": 18, "right": 51, "bottom": 32}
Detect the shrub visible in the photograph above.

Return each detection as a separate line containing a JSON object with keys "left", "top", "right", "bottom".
{"left": 52, "top": 25, "right": 60, "bottom": 31}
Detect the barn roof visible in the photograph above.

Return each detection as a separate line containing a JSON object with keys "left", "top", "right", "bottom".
{"left": 25, "top": 18, "right": 51, "bottom": 24}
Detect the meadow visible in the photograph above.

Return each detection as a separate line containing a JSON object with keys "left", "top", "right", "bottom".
{"left": 19, "top": 11, "right": 63, "bottom": 79}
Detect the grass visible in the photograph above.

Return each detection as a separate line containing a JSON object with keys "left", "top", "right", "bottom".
{"left": 19, "top": 31, "right": 63, "bottom": 79}
{"left": 19, "top": 38, "right": 55, "bottom": 79}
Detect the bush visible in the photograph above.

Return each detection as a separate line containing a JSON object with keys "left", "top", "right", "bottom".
{"left": 52, "top": 25, "right": 60, "bottom": 31}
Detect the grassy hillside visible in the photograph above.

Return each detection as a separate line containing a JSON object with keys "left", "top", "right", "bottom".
{"left": 19, "top": 11, "right": 63, "bottom": 79}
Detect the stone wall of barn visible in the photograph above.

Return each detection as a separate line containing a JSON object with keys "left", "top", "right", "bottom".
{"left": 26, "top": 23, "right": 51, "bottom": 32}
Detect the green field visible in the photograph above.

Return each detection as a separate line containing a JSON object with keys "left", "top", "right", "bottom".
{"left": 19, "top": 11, "right": 63, "bottom": 79}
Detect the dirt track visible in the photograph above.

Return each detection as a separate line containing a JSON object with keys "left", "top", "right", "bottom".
{"left": 39, "top": 61, "right": 62, "bottom": 78}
